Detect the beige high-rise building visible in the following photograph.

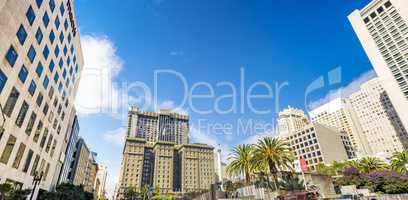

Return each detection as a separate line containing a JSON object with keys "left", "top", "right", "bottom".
{"left": 94, "top": 165, "right": 107, "bottom": 199}
{"left": 127, "top": 107, "right": 189, "bottom": 144}
{"left": 349, "top": 78, "right": 408, "bottom": 157}
{"left": 282, "top": 123, "right": 354, "bottom": 171}
{"left": 0, "top": 0, "right": 84, "bottom": 194}
{"left": 348, "top": 0, "right": 408, "bottom": 131}
{"left": 278, "top": 106, "right": 309, "bottom": 136}
{"left": 72, "top": 139, "right": 90, "bottom": 187}
{"left": 152, "top": 141, "right": 175, "bottom": 193}
{"left": 178, "top": 144, "right": 214, "bottom": 193}
{"left": 116, "top": 137, "right": 214, "bottom": 199}
{"left": 309, "top": 98, "right": 371, "bottom": 157}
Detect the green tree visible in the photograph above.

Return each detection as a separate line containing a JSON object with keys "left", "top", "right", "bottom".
{"left": 0, "top": 183, "right": 31, "bottom": 200}
{"left": 391, "top": 150, "right": 408, "bottom": 174}
{"left": 252, "top": 137, "right": 295, "bottom": 190}
{"left": 123, "top": 185, "right": 140, "bottom": 200}
{"left": 226, "top": 144, "right": 255, "bottom": 183}
{"left": 39, "top": 183, "right": 92, "bottom": 200}
{"left": 358, "top": 157, "right": 389, "bottom": 173}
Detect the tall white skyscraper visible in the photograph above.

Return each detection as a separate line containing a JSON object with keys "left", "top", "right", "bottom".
{"left": 309, "top": 98, "right": 371, "bottom": 157}
{"left": 0, "top": 0, "right": 83, "bottom": 194}
{"left": 349, "top": 78, "right": 408, "bottom": 157}
{"left": 348, "top": 0, "right": 408, "bottom": 130}
{"left": 278, "top": 106, "right": 309, "bottom": 136}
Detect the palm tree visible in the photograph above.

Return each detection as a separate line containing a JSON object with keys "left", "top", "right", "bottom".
{"left": 331, "top": 161, "right": 346, "bottom": 176}
{"left": 226, "top": 144, "right": 254, "bottom": 183}
{"left": 252, "top": 137, "right": 295, "bottom": 190}
{"left": 391, "top": 150, "right": 408, "bottom": 174}
{"left": 345, "top": 160, "right": 361, "bottom": 170}
{"left": 358, "top": 157, "right": 388, "bottom": 173}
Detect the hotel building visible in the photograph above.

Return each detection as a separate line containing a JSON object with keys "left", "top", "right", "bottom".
{"left": 309, "top": 98, "right": 371, "bottom": 157}
{"left": 349, "top": 0, "right": 408, "bottom": 131}
{"left": 127, "top": 107, "right": 189, "bottom": 145}
{"left": 0, "top": 0, "right": 83, "bottom": 194}
{"left": 281, "top": 122, "right": 354, "bottom": 171}
{"left": 116, "top": 137, "right": 214, "bottom": 199}
{"left": 278, "top": 106, "right": 309, "bottom": 136}
{"left": 349, "top": 77, "right": 408, "bottom": 157}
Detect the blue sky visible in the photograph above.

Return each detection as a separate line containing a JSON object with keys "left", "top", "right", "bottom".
{"left": 72, "top": 0, "right": 375, "bottom": 196}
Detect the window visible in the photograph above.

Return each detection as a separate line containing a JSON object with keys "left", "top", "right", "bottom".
{"left": 43, "top": 45, "right": 49, "bottom": 60}
{"left": 36, "top": 93, "right": 43, "bottom": 107}
{"left": 59, "top": 58, "right": 64, "bottom": 68}
{"left": 0, "top": 69, "right": 7, "bottom": 93}
{"left": 12, "top": 143, "right": 26, "bottom": 169}
{"left": 35, "top": 62, "right": 43, "bottom": 77}
{"left": 50, "top": 140, "right": 57, "bottom": 157}
{"left": 63, "top": 45, "right": 67, "bottom": 56}
{"left": 49, "top": 60, "right": 55, "bottom": 72}
{"left": 22, "top": 149, "right": 33, "bottom": 173}
{"left": 16, "top": 25, "right": 27, "bottom": 45}
{"left": 25, "top": 112, "right": 36, "bottom": 135}
{"left": 3, "top": 88, "right": 20, "bottom": 117}
{"left": 33, "top": 121, "right": 43, "bottom": 143}
{"left": 68, "top": 33, "right": 72, "bottom": 44}
{"left": 5, "top": 46, "right": 18, "bottom": 67}
{"left": 45, "top": 135, "right": 53, "bottom": 152}
{"left": 60, "top": 3, "right": 65, "bottom": 14}
{"left": 0, "top": 135, "right": 16, "bottom": 164}
{"left": 55, "top": 16, "right": 60, "bottom": 29}
{"left": 36, "top": 0, "right": 43, "bottom": 7}
{"left": 26, "top": 6, "right": 36, "bottom": 26}
{"left": 49, "top": 30, "right": 55, "bottom": 43}
{"left": 49, "top": 0, "right": 55, "bottom": 12}
{"left": 48, "top": 86, "right": 54, "bottom": 98}
{"left": 59, "top": 32, "right": 64, "bottom": 43}
{"left": 54, "top": 73, "right": 59, "bottom": 83}
{"left": 64, "top": 19, "right": 68, "bottom": 31}
{"left": 54, "top": 45, "right": 60, "bottom": 56}
{"left": 43, "top": 163, "right": 50, "bottom": 181}
{"left": 15, "top": 101, "right": 29, "bottom": 127}
{"left": 28, "top": 81, "right": 37, "bottom": 96}
{"left": 30, "top": 155, "right": 40, "bottom": 176}
{"left": 43, "top": 76, "right": 49, "bottom": 89}
{"left": 42, "top": 12, "right": 49, "bottom": 27}
{"left": 43, "top": 103, "right": 49, "bottom": 115}
{"left": 27, "top": 45, "right": 36, "bottom": 63}
{"left": 384, "top": 1, "right": 392, "bottom": 8}
{"left": 35, "top": 28, "right": 43, "bottom": 44}
{"left": 18, "top": 65, "right": 28, "bottom": 83}
{"left": 40, "top": 128, "right": 48, "bottom": 148}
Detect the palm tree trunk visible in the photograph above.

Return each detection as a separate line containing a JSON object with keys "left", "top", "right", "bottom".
{"left": 268, "top": 159, "right": 279, "bottom": 191}
{"left": 245, "top": 171, "right": 250, "bottom": 183}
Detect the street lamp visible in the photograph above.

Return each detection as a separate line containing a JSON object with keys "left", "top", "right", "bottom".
{"left": 29, "top": 171, "right": 43, "bottom": 200}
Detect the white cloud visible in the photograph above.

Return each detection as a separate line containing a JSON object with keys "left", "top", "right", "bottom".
{"left": 103, "top": 127, "right": 126, "bottom": 146}
{"left": 309, "top": 70, "right": 377, "bottom": 109}
{"left": 169, "top": 51, "right": 184, "bottom": 56}
{"left": 75, "top": 35, "right": 124, "bottom": 115}
{"left": 157, "top": 100, "right": 188, "bottom": 115}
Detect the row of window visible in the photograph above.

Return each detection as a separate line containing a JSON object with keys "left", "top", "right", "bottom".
{"left": 0, "top": 133, "right": 51, "bottom": 181}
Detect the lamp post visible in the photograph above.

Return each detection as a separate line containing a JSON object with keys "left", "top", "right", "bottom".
{"left": 29, "top": 171, "right": 43, "bottom": 200}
